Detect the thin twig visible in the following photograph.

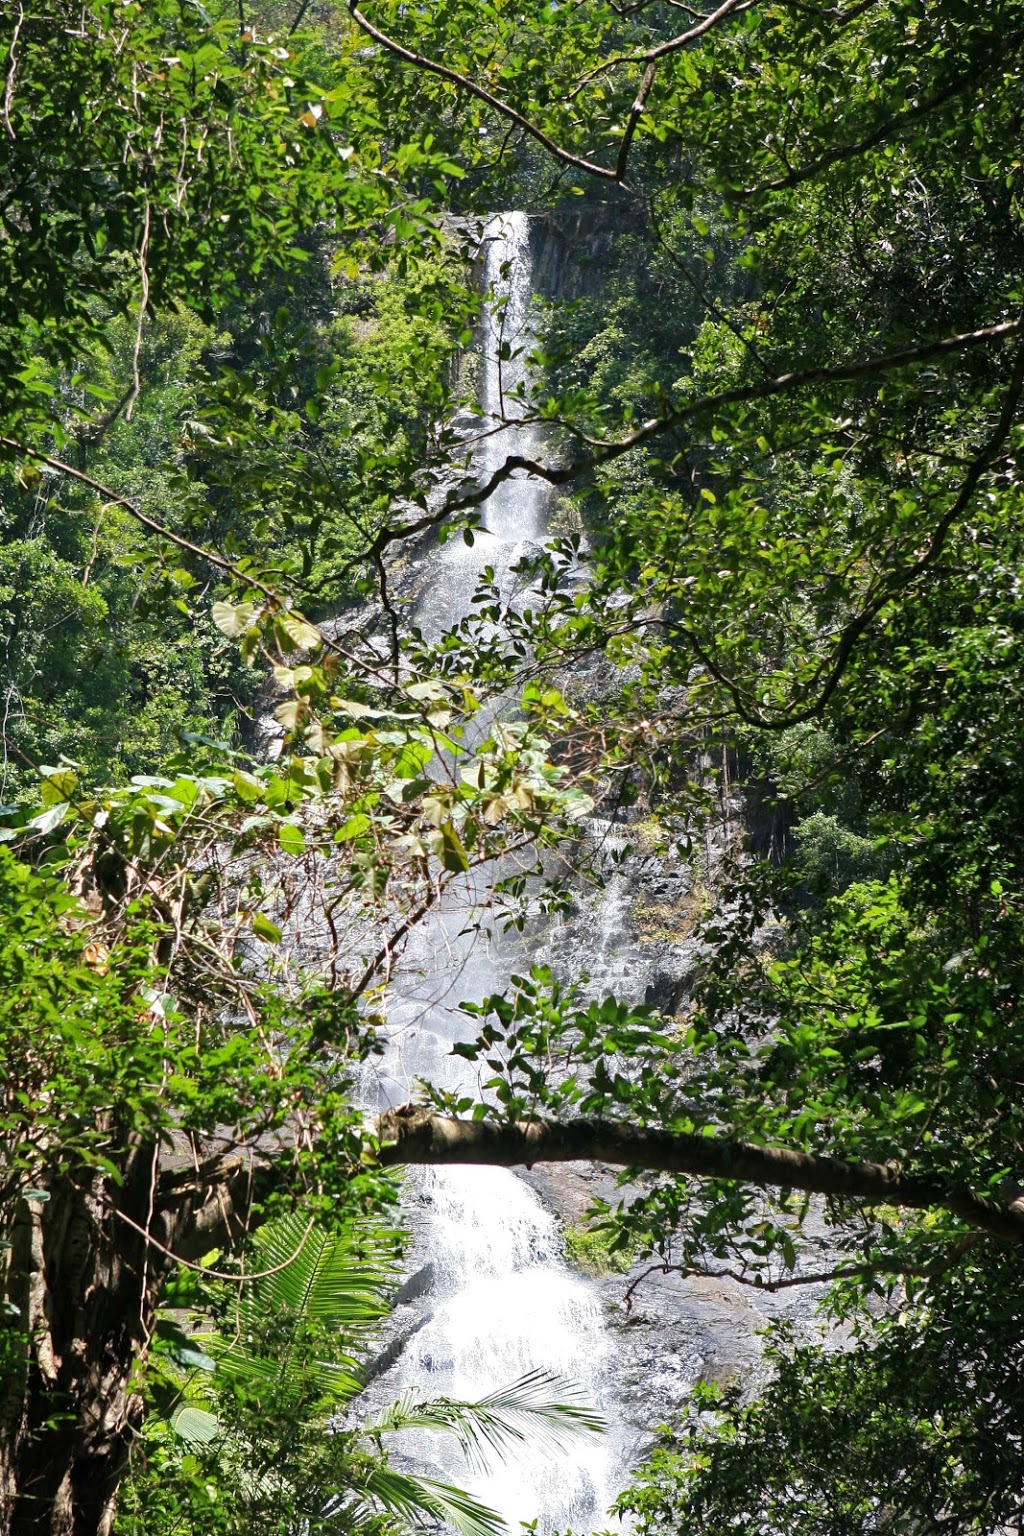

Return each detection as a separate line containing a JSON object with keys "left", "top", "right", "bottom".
{"left": 644, "top": 0, "right": 756, "bottom": 62}
{"left": 3, "top": 2, "right": 24, "bottom": 139}
{"left": 616, "top": 58, "right": 658, "bottom": 182}
{"left": 113, "top": 1203, "right": 316, "bottom": 1283}
{"left": 664, "top": 336, "right": 1024, "bottom": 729}
{"left": 567, "top": 0, "right": 755, "bottom": 99}
{"left": 622, "top": 1231, "right": 988, "bottom": 1310}
{"left": 647, "top": 192, "right": 771, "bottom": 375}
{"left": 350, "top": 835, "right": 537, "bottom": 997}
{"left": 138, "top": 1142, "right": 161, "bottom": 1345}
{"left": 125, "top": 199, "right": 151, "bottom": 421}
{"left": 740, "top": 27, "right": 1024, "bottom": 199}
{"left": 289, "top": 0, "right": 312, "bottom": 35}
{"left": 0, "top": 436, "right": 280, "bottom": 601}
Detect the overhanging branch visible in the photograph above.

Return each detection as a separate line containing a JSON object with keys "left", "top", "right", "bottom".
{"left": 360, "top": 313, "right": 1024, "bottom": 577}
{"left": 346, "top": 1, "right": 625, "bottom": 186}
{"left": 375, "top": 1109, "right": 1024, "bottom": 1244}
{"left": 739, "top": 26, "right": 1024, "bottom": 199}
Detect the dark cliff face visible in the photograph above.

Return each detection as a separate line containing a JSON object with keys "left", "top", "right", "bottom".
{"left": 530, "top": 205, "right": 633, "bottom": 300}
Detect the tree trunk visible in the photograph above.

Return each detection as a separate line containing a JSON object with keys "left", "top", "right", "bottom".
{"left": 0, "top": 1144, "right": 257, "bottom": 1536}
{"left": 0, "top": 1149, "right": 168, "bottom": 1536}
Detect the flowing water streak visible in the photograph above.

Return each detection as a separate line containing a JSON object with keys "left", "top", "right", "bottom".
{"left": 478, "top": 212, "right": 549, "bottom": 544}
{"left": 411, "top": 212, "right": 550, "bottom": 645}
{"left": 363, "top": 214, "right": 627, "bottom": 1533}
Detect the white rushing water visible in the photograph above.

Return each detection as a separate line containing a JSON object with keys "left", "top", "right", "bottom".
{"left": 412, "top": 213, "right": 551, "bottom": 644}
{"left": 363, "top": 214, "right": 629, "bottom": 1533}
{"left": 478, "top": 211, "right": 549, "bottom": 544}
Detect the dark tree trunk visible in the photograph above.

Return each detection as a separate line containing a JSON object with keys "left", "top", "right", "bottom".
{"left": 1, "top": 1147, "right": 169, "bottom": 1536}
{"left": 0, "top": 1144, "right": 256, "bottom": 1536}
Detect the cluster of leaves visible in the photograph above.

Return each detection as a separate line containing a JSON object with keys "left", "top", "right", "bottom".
{"left": 0, "top": 0, "right": 489, "bottom": 797}
{"left": 562, "top": 1221, "right": 637, "bottom": 1278}
{"left": 1, "top": 0, "right": 359, "bottom": 442}
{"left": 617, "top": 1249, "right": 1024, "bottom": 1536}
{"left": 8, "top": 0, "right": 1024, "bottom": 1531}
{"left": 0, "top": 837, "right": 382, "bottom": 1227}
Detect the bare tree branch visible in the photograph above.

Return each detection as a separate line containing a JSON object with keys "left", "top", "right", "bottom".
{"left": 566, "top": 0, "right": 755, "bottom": 102}
{"left": 621, "top": 1231, "right": 988, "bottom": 1309}
{"left": 347, "top": 312, "right": 1024, "bottom": 642}
{"left": 663, "top": 336, "right": 1024, "bottom": 728}
{"left": 609, "top": 0, "right": 759, "bottom": 181}
{"left": 644, "top": 0, "right": 756, "bottom": 61}
{"left": 0, "top": 436, "right": 281, "bottom": 601}
{"left": 345, "top": 1, "right": 626, "bottom": 186}
{"left": 124, "top": 197, "right": 151, "bottom": 422}
{"left": 575, "top": 313, "right": 1024, "bottom": 460}
{"left": 616, "top": 58, "right": 658, "bottom": 181}
{"left": 3, "top": 2, "right": 24, "bottom": 140}
{"left": 739, "top": 27, "right": 1024, "bottom": 199}
{"left": 374, "top": 1109, "right": 1024, "bottom": 1243}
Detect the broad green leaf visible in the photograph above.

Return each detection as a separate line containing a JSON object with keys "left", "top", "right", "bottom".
{"left": 170, "top": 1404, "right": 220, "bottom": 1447}
{"left": 251, "top": 912, "right": 283, "bottom": 943}
{"left": 278, "top": 823, "right": 306, "bottom": 856}
{"left": 279, "top": 612, "right": 321, "bottom": 652}
{"left": 212, "top": 600, "right": 258, "bottom": 638}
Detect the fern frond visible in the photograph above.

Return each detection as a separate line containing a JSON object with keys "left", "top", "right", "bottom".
{"left": 246, "top": 1211, "right": 396, "bottom": 1332}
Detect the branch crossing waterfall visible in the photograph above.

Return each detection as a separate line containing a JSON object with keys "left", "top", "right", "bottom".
{"left": 411, "top": 213, "right": 553, "bottom": 644}
{"left": 361, "top": 215, "right": 632, "bottom": 1531}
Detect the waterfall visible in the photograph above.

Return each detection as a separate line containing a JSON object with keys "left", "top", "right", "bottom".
{"left": 363, "top": 214, "right": 629, "bottom": 1533}
{"left": 411, "top": 213, "right": 550, "bottom": 643}
{"left": 478, "top": 212, "right": 549, "bottom": 544}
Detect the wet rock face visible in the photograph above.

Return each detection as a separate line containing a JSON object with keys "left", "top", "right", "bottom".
{"left": 531, "top": 205, "right": 633, "bottom": 301}
{"left": 521, "top": 1158, "right": 839, "bottom": 1451}
{"left": 365, "top": 811, "right": 836, "bottom": 1516}
{"left": 515, "top": 803, "right": 844, "bottom": 1449}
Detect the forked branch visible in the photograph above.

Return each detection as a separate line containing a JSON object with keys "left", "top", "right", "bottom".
{"left": 345, "top": 2, "right": 624, "bottom": 186}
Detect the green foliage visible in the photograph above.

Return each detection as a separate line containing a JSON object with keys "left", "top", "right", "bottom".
{"left": 790, "top": 813, "right": 883, "bottom": 900}
{"left": 563, "top": 1222, "right": 636, "bottom": 1277}
{"left": 7, "top": 0, "right": 1024, "bottom": 1530}
{"left": 0, "top": 848, "right": 185, "bottom": 1190}
{"left": 440, "top": 966, "right": 676, "bottom": 1126}
{"left": 0, "top": 0, "right": 368, "bottom": 442}
{"left": 0, "top": 840, "right": 372, "bottom": 1214}
{"left": 617, "top": 1253, "right": 1024, "bottom": 1536}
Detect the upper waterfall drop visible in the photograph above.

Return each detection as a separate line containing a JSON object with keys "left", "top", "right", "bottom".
{"left": 478, "top": 213, "right": 549, "bottom": 545}
{"left": 408, "top": 212, "right": 552, "bottom": 643}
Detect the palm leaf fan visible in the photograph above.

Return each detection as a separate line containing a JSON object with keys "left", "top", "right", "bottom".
{"left": 369, "top": 1367, "right": 606, "bottom": 1475}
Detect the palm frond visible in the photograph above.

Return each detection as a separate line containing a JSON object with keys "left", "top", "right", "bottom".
{"left": 370, "top": 1367, "right": 606, "bottom": 1474}
{"left": 204, "top": 1338, "right": 286, "bottom": 1388}
{"left": 191, "top": 1213, "right": 396, "bottom": 1407}
{"left": 170, "top": 1402, "right": 220, "bottom": 1448}
{"left": 340, "top": 1464, "right": 507, "bottom": 1536}
{"left": 201, "top": 1323, "right": 365, "bottom": 1410}
{"left": 246, "top": 1211, "right": 396, "bottom": 1332}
